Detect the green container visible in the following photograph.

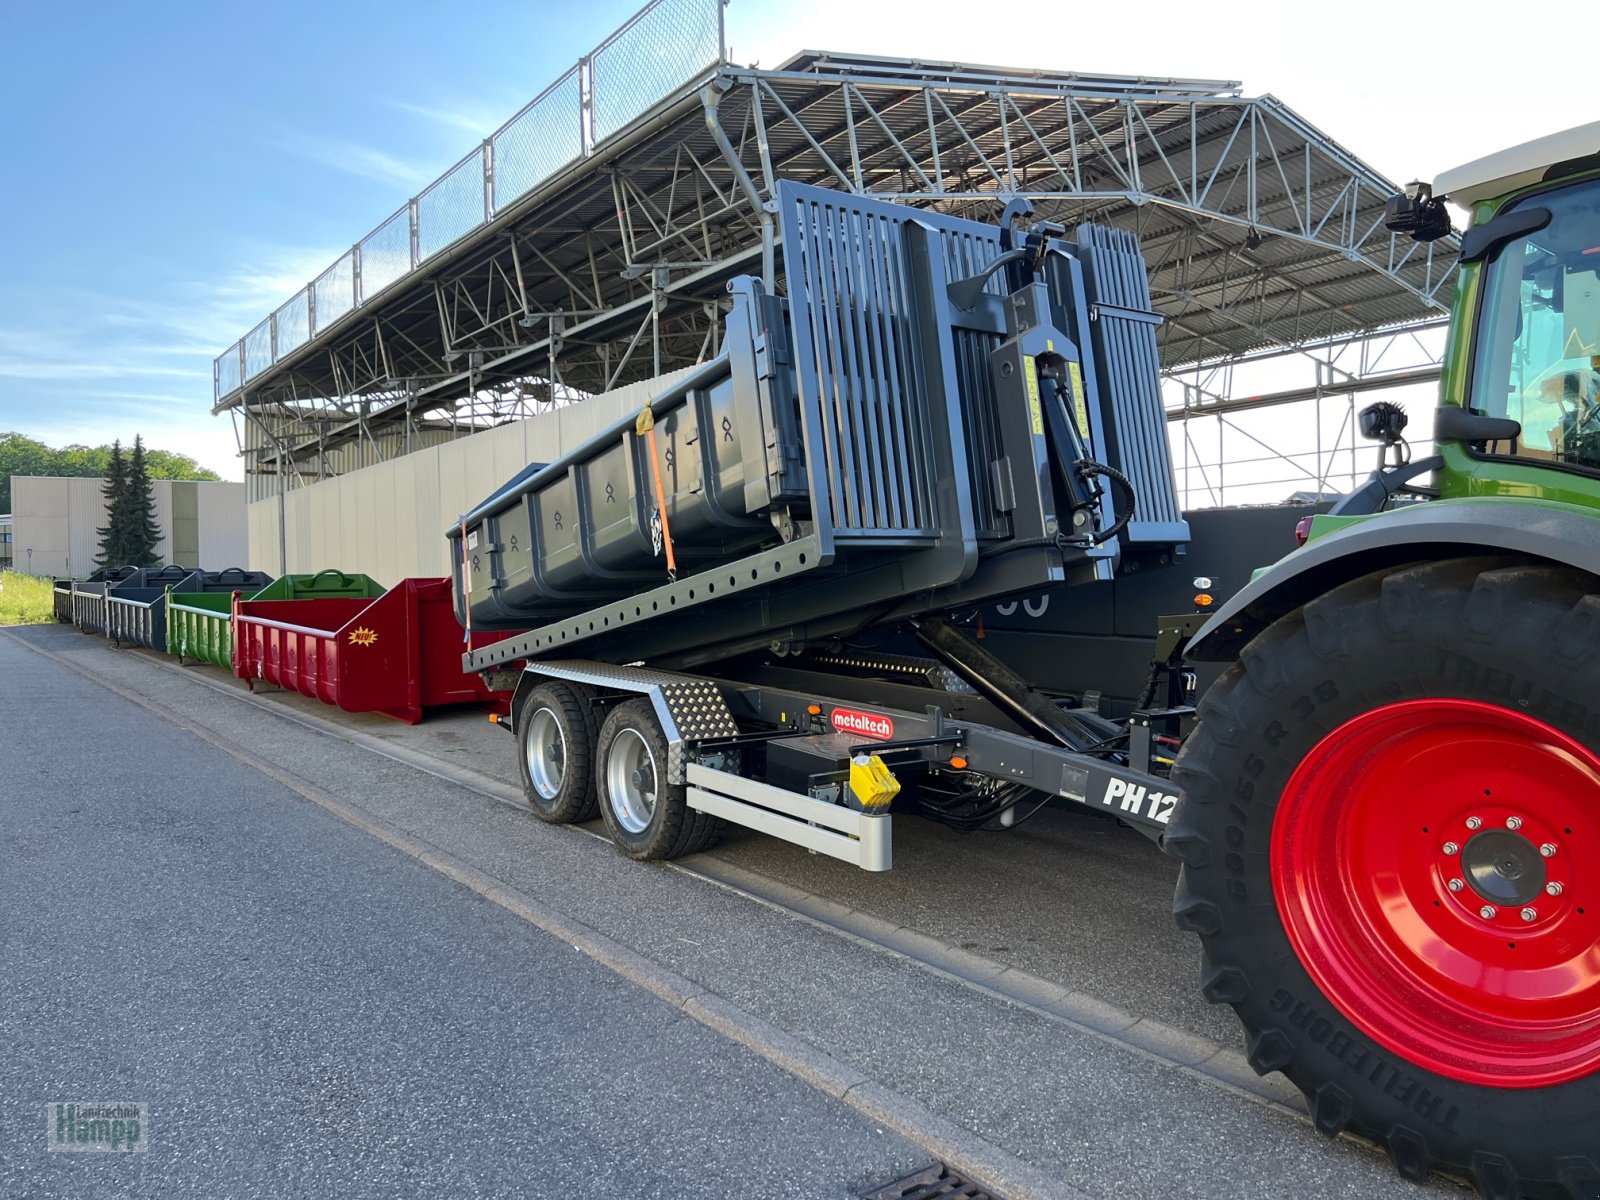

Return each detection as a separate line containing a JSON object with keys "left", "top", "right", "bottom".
{"left": 166, "top": 570, "right": 386, "bottom": 669}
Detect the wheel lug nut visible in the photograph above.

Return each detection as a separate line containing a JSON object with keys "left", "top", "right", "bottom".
{"left": 1547, "top": 882, "right": 1564, "bottom": 896}
{"left": 1443, "top": 841, "right": 1460, "bottom": 855}
{"left": 1540, "top": 843, "right": 1557, "bottom": 858}
{"left": 1521, "top": 908, "right": 1538, "bottom": 922}
{"left": 1465, "top": 816, "right": 1482, "bottom": 830}
{"left": 1506, "top": 817, "right": 1523, "bottom": 831}
{"left": 1447, "top": 878, "right": 1465, "bottom": 893}
{"left": 1480, "top": 905, "right": 1498, "bottom": 920}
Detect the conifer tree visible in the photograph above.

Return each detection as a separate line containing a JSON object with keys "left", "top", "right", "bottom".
{"left": 94, "top": 440, "right": 129, "bottom": 568}
{"left": 124, "top": 435, "right": 164, "bottom": 568}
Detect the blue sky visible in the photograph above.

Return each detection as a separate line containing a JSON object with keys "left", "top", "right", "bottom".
{"left": 0, "top": 0, "right": 645, "bottom": 475}
{"left": 0, "top": 0, "right": 1589, "bottom": 480}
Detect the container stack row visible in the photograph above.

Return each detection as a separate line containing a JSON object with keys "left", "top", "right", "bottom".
{"left": 57, "top": 567, "right": 514, "bottom": 725}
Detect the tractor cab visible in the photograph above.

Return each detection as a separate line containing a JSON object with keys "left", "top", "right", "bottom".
{"left": 1393, "top": 122, "right": 1600, "bottom": 498}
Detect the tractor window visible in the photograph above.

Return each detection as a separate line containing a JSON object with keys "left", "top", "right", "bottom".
{"left": 1469, "top": 177, "right": 1600, "bottom": 472}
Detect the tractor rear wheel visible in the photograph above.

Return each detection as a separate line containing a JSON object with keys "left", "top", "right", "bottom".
{"left": 1170, "top": 558, "right": 1600, "bottom": 1198}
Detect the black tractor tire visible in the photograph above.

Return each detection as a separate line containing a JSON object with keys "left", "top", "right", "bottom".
{"left": 1169, "top": 558, "right": 1600, "bottom": 1199}
{"left": 594, "top": 698, "right": 723, "bottom": 860}
{"left": 516, "top": 681, "right": 598, "bottom": 824}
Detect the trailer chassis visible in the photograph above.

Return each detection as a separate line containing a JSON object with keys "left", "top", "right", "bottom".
{"left": 492, "top": 625, "right": 1190, "bottom": 871}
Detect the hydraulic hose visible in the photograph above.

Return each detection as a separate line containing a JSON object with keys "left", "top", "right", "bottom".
{"left": 1073, "top": 460, "right": 1137, "bottom": 547}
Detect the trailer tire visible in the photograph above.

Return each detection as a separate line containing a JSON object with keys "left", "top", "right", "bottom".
{"left": 595, "top": 698, "right": 717, "bottom": 860}
{"left": 1169, "top": 557, "right": 1600, "bottom": 1197}
{"left": 517, "top": 682, "right": 598, "bottom": 824}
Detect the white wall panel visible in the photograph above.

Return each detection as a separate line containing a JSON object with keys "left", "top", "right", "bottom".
{"left": 247, "top": 368, "right": 698, "bottom": 583}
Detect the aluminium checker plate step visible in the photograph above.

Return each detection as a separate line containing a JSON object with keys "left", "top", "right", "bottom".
{"left": 521, "top": 660, "right": 739, "bottom": 783}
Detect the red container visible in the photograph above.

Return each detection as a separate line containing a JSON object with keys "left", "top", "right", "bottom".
{"left": 232, "top": 578, "right": 518, "bottom": 724}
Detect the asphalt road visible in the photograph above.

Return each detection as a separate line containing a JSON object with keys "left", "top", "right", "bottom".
{"left": 0, "top": 632, "right": 929, "bottom": 1198}
{"left": 0, "top": 625, "right": 1462, "bottom": 1199}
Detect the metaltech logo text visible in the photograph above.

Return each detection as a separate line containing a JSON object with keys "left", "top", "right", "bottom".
{"left": 830, "top": 708, "right": 893, "bottom": 740}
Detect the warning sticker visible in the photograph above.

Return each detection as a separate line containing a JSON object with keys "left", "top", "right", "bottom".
{"left": 1067, "top": 360, "right": 1089, "bottom": 438}
{"left": 467, "top": 530, "right": 479, "bottom": 551}
{"left": 1023, "top": 358, "right": 1044, "bottom": 436}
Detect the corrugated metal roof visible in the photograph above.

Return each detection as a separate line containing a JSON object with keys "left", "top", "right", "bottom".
{"left": 217, "top": 49, "right": 1457, "bottom": 472}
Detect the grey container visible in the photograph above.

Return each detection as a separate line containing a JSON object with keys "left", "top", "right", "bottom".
{"left": 74, "top": 566, "right": 197, "bottom": 638}
{"left": 453, "top": 182, "right": 1188, "bottom": 671}
{"left": 106, "top": 567, "right": 272, "bottom": 651}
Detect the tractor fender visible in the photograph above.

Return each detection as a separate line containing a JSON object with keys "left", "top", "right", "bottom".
{"left": 1185, "top": 498, "right": 1600, "bottom": 660}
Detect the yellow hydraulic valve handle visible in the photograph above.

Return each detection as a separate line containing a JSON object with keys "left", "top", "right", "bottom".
{"left": 849, "top": 754, "right": 901, "bottom": 811}
{"left": 635, "top": 406, "right": 678, "bottom": 580}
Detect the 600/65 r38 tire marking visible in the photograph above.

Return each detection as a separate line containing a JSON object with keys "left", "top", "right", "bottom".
{"left": 1169, "top": 558, "right": 1600, "bottom": 1197}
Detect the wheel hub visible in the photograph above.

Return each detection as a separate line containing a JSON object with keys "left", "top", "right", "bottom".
{"left": 1271, "top": 698, "right": 1600, "bottom": 1088}
{"left": 526, "top": 707, "right": 567, "bottom": 800}
{"left": 1436, "top": 805, "right": 1569, "bottom": 928}
{"left": 1461, "top": 829, "right": 1547, "bottom": 907}
{"left": 606, "top": 727, "right": 659, "bottom": 834}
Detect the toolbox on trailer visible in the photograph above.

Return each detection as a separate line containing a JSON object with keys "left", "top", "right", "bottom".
{"left": 108, "top": 567, "right": 272, "bottom": 652}
{"left": 166, "top": 570, "right": 386, "bottom": 668}
{"left": 232, "top": 576, "right": 519, "bottom": 724}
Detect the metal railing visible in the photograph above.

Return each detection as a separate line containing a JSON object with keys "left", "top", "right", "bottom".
{"left": 213, "top": 0, "right": 725, "bottom": 402}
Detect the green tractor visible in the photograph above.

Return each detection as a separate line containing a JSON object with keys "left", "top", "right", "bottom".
{"left": 1172, "top": 123, "right": 1600, "bottom": 1197}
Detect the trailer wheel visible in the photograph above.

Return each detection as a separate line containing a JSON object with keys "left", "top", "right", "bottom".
{"left": 517, "top": 682, "right": 598, "bottom": 824}
{"left": 595, "top": 698, "right": 719, "bottom": 860}
{"left": 1170, "top": 558, "right": 1600, "bottom": 1196}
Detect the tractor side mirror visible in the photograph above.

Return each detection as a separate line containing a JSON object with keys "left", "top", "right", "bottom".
{"left": 1435, "top": 405, "right": 1521, "bottom": 444}
{"left": 1458, "top": 206, "right": 1552, "bottom": 264}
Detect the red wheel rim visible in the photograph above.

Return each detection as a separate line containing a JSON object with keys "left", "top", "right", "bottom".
{"left": 1272, "top": 698, "right": 1600, "bottom": 1087}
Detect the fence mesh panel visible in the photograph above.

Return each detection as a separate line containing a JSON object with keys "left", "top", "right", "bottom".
{"left": 213, "top": 0, "right": 722, "bottom": 378}
{"left": 492, "top": 68, "right": 582, "bottom": 213}
{"left": 313, "top": 252, "right": 355, "bottom": 334}
{"left": 418, "top": 150, "right": 486, "bottom": 261}
{"left": 592, "top": 0, "right": 720, "bottom": 143}
{"left": 216, "top": 348, "right": 242, "bottom": 398}
{"left": 358, "top": 209, "right": 412, "bottom": 302}
{"left": 275, "top": 290, "right": 311, "bottom": 357}
{"left": 243, "top": 320, "right": 273, "bottom": 380}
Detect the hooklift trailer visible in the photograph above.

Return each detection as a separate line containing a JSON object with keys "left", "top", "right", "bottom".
{"left": 456, "top": 135, "right": 1600, "bottom": 1197}
{"left": 454, "top": 180, "right": 1193, "bottom": 867}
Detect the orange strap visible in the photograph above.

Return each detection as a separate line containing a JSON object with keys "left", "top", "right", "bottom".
{"left": 636, "top": 407, "right": 677, "bottom": 579}
{"left": 459, "top": 516, "right": 473, "bottom": 650}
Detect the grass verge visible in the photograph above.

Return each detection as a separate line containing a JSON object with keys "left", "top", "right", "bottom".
{"left": 0, "top": 572, "right": 57, "bottom": 625}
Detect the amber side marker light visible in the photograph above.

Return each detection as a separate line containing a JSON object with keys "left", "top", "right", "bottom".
{"left": 1194, "top": 594, "right": 1214, "bottom": 607}
{"left": 807, "top": 704, "right": 822, "bottom": 716}
{"left": 949, "top": 755, "right": 969, "bottom": 770}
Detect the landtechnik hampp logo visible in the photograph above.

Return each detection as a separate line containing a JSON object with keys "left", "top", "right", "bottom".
{"left": 46, "top": 1102, "right": 147, "bottom": 1152}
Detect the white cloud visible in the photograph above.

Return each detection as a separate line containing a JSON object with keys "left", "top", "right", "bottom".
{"left": 271, "top": 131, "right": 434, "bottom": 189}
{"left": 0, "top": 360, "right": 206, "bottom": 381}
{"left": 388, "top": 98, "right": 502, "bottom": 138}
